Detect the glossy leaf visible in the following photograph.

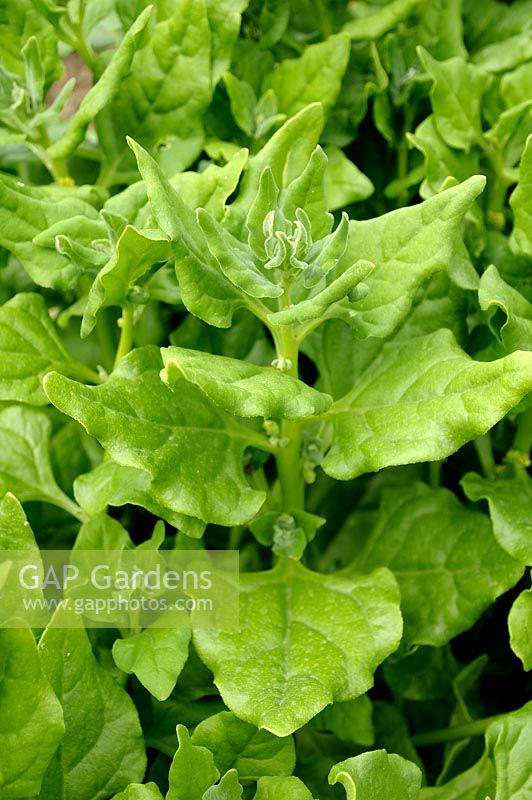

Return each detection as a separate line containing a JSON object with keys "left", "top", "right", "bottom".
{"left": 323, "top": 330, "right": 532, "bottom": 479}
{"left": 350, "top": 483, "right": 523, "bottom": 646}
{"left": 167, "top": 724, "right": 219, "bottom": 800}
{"left": 510, "top": 134, "right": 532, "bottom": 255}
{"left": 508, "top": 586, "right": 532, "bottom": 671}
{"left": 193, "top": 559, "right": 402, "bottom": 736}
{"left": 329, "top": 750, "right": 422, "bottom": 800}
{"left": 161, "top": 346, "right": 332, "bottom": 419}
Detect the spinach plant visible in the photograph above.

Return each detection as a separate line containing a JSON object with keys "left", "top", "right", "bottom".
{"left": 0, "top": 0, "right": 531, "bottom": 798}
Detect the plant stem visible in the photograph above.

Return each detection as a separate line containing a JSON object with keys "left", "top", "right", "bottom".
{"left": 412, "top": 714, "right": 505, "bottom": 746}
{"left": 513, "top": 407, "right": 532, "bottom": 455}
{"left": 474, "top": 432, "right": 496, "bottom": 480}
{"left": 71, "top": 362, "right": 103, "bottom": 385}
{"left": 114, "top": 306, "right": 135, "bottom": 368}
{"left": 273, "top": 324, "right": 305, "bottom": 511}
{"left": 428, "top": 460, "right": 442, "bottom": 488}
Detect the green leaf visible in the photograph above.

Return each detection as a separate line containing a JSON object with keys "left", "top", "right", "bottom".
{"left": 0, "top": 293, "right": 84, "bottom": 405}
{"left": 191, "top": 711, "right": 295, "bottom": 780}
{"left": 193, "top": 559, "right": 402, "bottom": 736}
{"left": 43, "top": 347, "right": 266, "bottom": 526}
{"left": 206, "top": 0, "right": 249, "bottom": 84}
{"left": 0, "top": 405, "right": 84, "bottom": 519}
{"left": 418, "top": 48, "right": 490, "bottom": 150}
{"left": 350, "top": 483, "right": 523, "bottom": 646}
{"left": 343, "top": 0, "right": 422, "bottom": 41}
{"left": 0, "top": 624, "right": 64, "bottom": 798}
{"left": 461, "top": 472, "right": 532, "bottom": 564}
{"left": 197, "top": 208, "right": 283, "bottom": 299}
{"left": 0, "top": 175, "right": 101, "bottom": 290}
{"left": 329, "top": 750, "right": 422, "bottom": 799}
{"left": 167, "top": 724, "right": 220, "bottom": 800}
{"left": 254, "top": 776, "right": 315, "bottom": 800}
{"left": 312, "top": 695, "right": 374, "bottom": 746}
{"left": 161, "top": 346, "right": 332, "bottom": 419}
{"left": 0, "top": 0, "right": 61, "bottom": 87}
{"left": 323, "top": 145, "right": 374, "bottom": 209}
{"left": 225, "top": 104, "right": 324, "bottom": 238}
{"left": 478, "top": 265, "right": 532, "bottom": 353}
{"left": 112, "top": 784, "right": 164, "bottom": 800}
{"left": 113, "top": 623, "right": 191, "bottom": 701}
{"left": 323, "top": 330, "right": 532, "bottom": 479}
{"left": 74, "top": 460, "right": 205, "bottom": 537}
{"left": 420, "top": 754, "right": 494, "bottom": 799}
{"left": 509, "top": 585, "right": 532, "bottom": 671}
{"left": 224, "top": 73, "right": 257, "bottom": 137}
{"left": 82, "top": 226, "right": 170, "bottom": 336}
{"left": 262, "top": 34, "right": 350, "bottom": 118}
{"left": 38, "top": 611, "right": 146, "bottom": 799}
{"left": 130, "top": 138, "right": 253, "bottom": 328}
{"left": 279, "top": 146, "right": 332, "bottom": 241}
{"left": 510, "top": 134, "right": 532, "bottom": 256}
{"left": 203, "top": 770, "right": 243, "bottom": 800}
{"left": 408, "top": 116, "right": 480, "bottom": 197}
{"left": 337, "top": 176, "right": 485, "bottom": 338}
{"left": 99, "top": 0, "right": 212, "bottom": 178}
{"left": 485, "top": 703, "right": 532, "bottom": 800}
{"left": 48, "top": 7, "right": 152, "bottom": 160}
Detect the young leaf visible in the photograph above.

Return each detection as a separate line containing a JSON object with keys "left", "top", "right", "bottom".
{"left": 0, "top": 405, "right": 84, "bottom": 519}
{"left": 38, "top": 611, "right": 147, "bottom": 799}
{"left": 0, "top": 175, "right": 101, "bottom": 290}
{"left": 323, "top": 329, "right": 532, "bottom": 479}
{"left": 485, "top": 703, "right": 532, "bottom": 800}
{"left": 167, "top": 724, "right": 219, "bottom": 800}
{"left": 323, "top": 145, "right": 374, "bottom": 209}
{"left": 203, "top": 770, "right": 243, "bottom": 800}
{"left": 254, "top": 776, "right": 315, "bottom": 800}
{"left": 0, "top": 624, "right": 65, "bottom": 798}
{"left": 510, "top": 134, "right": 532, "bottom": 255}
{"left": 130, "top": 138, "right": 254, "bottom": 327}
{"left": 111, "top": 784, "right": 164, "bottom": 800}
{"left": 312, "top": 696, "right": 374, "bottom": 746}
{"left": 350, "top": 483, "right": 523, "bottom": 647}
{"left": 508, "top": 586, "right": 532, "bottom": 671}
{"left": 330, "top": 750, "right": 422, "bottom": 799}
{"left": 44, "top": 347, "right": 267, "bottom": 526}
{"left": 0, "top": 292, "right": 95, "bottom": 405}
{"left": 478, "top": 265, "right": 532, "bottom": 353}
{"left": 191, "top": 711, "right": 295, "bottom": 780}
{"left": 338, "top": 176, "right": 485, "bottom": 338}
{"left": 113, "top": 622, "right": 192, "bottom": 701}
{"left": 418, "top": 48, "right": 490, "bottom": 150}
{"left": 48, "top": 7, "right": 152, "bottom": 160}
{"left": 193, "top": 560, "right": 402, "bottom": 736}
{"left": 343, "top": 0, "right": 422, "bottom": 40}
{"left": 461, "top": 473, "right": 532, "bottom": 564}
{"left": 82, "top": 226, "right": 170, "bottom": 337}
{"left": 262, "top": 34, "right": 350, "bottom": 118}
{"left": 206, "top": 0, "right": 249, "bottom": 84}
{"left": 161, "top": 346, "right": 332, "bottom": 419}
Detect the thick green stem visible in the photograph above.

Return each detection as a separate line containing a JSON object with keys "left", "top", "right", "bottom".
{"left": 513, "top": 407, "right": 532, "bottom": 455}
{"left": 114, "top": 306, "right": 135, "bottom": 368}
{"left": 474, "top": 432, "right": 496, "bottom": 480}
{"left": 412, "top": 714, "right": 505, "bottom": 747}
{"left": 273, "top": 324, "right": 305, "bottom": 511}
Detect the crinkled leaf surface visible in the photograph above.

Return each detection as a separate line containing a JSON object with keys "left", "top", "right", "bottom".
{"left": 323, "top": 329, "right": 532, "bottom": 479}
{"left": 329, "top": 750, "right": 422, "bottom": 800}
{"left": 161, "top": 346, "right": 332, "bottom": 419}
{"left": 350, "top": 484, "right": 523, "bottom": 646}
{"left": 191, "top": 710, "right": 295, "bottom": 780}
{"left": 0, "top": 175, "right": 100, "bottom": 289}
{"left": 508, "top": 586, "right": 532, "bottom": 671}
{"left": 44, "top": 347, "right": 266, "bottom": 526}
{"left": 37, "top": 612, "right": 146, "bottom": 800}
{"left": 461, "top": 472, "right": 532, "bottom": 563}
{"left": 193, "top": 559, "right": 402, "bottom": 736}
{"left": 336, "top": 177, "right": 485, "bottom": 338}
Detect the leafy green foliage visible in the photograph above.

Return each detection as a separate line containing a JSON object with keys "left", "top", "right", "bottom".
{"left": 0, "top": 1, "right": 531, "bottom": 797}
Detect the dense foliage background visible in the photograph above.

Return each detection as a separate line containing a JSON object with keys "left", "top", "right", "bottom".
{"left": 0, "top": 0, "right": 531, "bottom": 797}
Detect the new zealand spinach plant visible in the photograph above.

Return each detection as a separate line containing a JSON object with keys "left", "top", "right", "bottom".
{"left": 0, "top": 0, "right": 531, "bottom": 798}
